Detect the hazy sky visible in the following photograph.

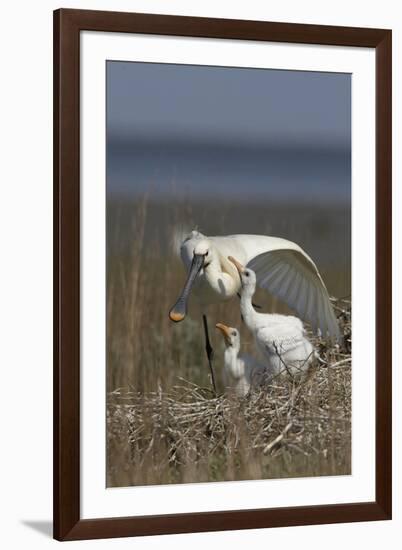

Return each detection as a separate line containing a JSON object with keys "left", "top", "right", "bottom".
{"left": 106, "top": 61, "right": 351, "bottom": 202}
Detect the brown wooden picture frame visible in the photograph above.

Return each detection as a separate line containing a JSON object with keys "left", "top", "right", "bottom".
{"left": 53, "top": 8, "right": 392, "bottom": 541}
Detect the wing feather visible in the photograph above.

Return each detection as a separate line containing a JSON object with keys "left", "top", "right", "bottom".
{"left": 315, "top": 284, "right": 326, "bottom": 336}
{"left": 295, "top": 277, "right": 308, "bottom": 320}
{"left": 264, "top": 262, "right": 292, "bottom": 292}
{"left": 304, "top": 280, "right": 315, "bottom": 324}
{"left": 259, "top": 260, "right": 286, "bottom": 287}
{"left": 247, "top": 248, "right": 339, "bottom": 340}
{"left": 287, "top": 270, "right": 303, "bottom": 307}
{"left": 277, "top": 265, "right": 295, "bottom": 300}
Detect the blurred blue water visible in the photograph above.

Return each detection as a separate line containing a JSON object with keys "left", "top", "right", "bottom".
{"left": 106, "top": 62, "right": 351, "bottom": 204}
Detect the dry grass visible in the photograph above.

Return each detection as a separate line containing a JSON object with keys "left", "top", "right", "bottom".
{"left": 107, "top": 298, "right": 351, "bottom": 487}
{"left": 106, "top": 196, "right": 351, "bottom": 487}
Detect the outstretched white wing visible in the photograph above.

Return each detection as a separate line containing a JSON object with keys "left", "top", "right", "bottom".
{"left": 248, "top": 247, "right": 339, "bottom": 340}
{"left": 212, "top": 234, "right": 339, "bottom": 340}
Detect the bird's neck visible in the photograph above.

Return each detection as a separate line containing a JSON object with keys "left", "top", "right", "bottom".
{"left": 240, "top": 289, "right": 258, "bottom": 327}
{"left": 224, "top": 346, "right": 242, "bottom": 379}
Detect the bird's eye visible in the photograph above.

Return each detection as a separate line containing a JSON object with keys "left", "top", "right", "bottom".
{"left": 245, "top": 271, "right": 249, "bottom": 277}
{"left": 205, "top": 251, "right": 209, "bottom": 256}
{"left": 231, "top": 331, "right": 237, "bottom": 336}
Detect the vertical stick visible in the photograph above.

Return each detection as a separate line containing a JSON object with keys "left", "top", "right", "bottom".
{"left": 202, "top": 314, "right": 217, "bottom": 395}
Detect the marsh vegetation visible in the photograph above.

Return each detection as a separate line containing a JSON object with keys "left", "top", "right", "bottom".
{"left": 106, "top": 196, "right": 351, "bottom": 487}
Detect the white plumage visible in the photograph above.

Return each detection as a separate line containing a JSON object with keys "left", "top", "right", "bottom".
{"left": 170, "top": 230, "right": 339, "bottom": 340}
{"left": 215, "top": 323, "right": 270, "bottom": 396}
{"left": 228, "top": 257, "right": 316, "bottom": 376}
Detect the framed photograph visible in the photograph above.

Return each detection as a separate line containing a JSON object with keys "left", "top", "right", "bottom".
{"left": 54, "top": 8, "right": 392, "bottom": 541}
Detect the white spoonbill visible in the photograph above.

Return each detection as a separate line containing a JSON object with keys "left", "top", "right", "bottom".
{"left": 169, "top": 230, "right": 338, "bottom": 339}
{"left": 228, "top": 256, "right": 316, "bottom": 376}
{"left": 215, "top": 322, "right": 271, "bottom": 397}
{"left": 169, "top": 230, "right": 337, "bottom": 390}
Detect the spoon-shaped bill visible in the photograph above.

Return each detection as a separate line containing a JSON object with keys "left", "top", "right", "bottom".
{"left": 169, "top": 254, "right": 204, "bottom": 322}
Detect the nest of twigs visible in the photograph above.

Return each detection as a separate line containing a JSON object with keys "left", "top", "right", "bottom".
{"left": 107, "top": 298, "right": 351, "bottom": 486}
